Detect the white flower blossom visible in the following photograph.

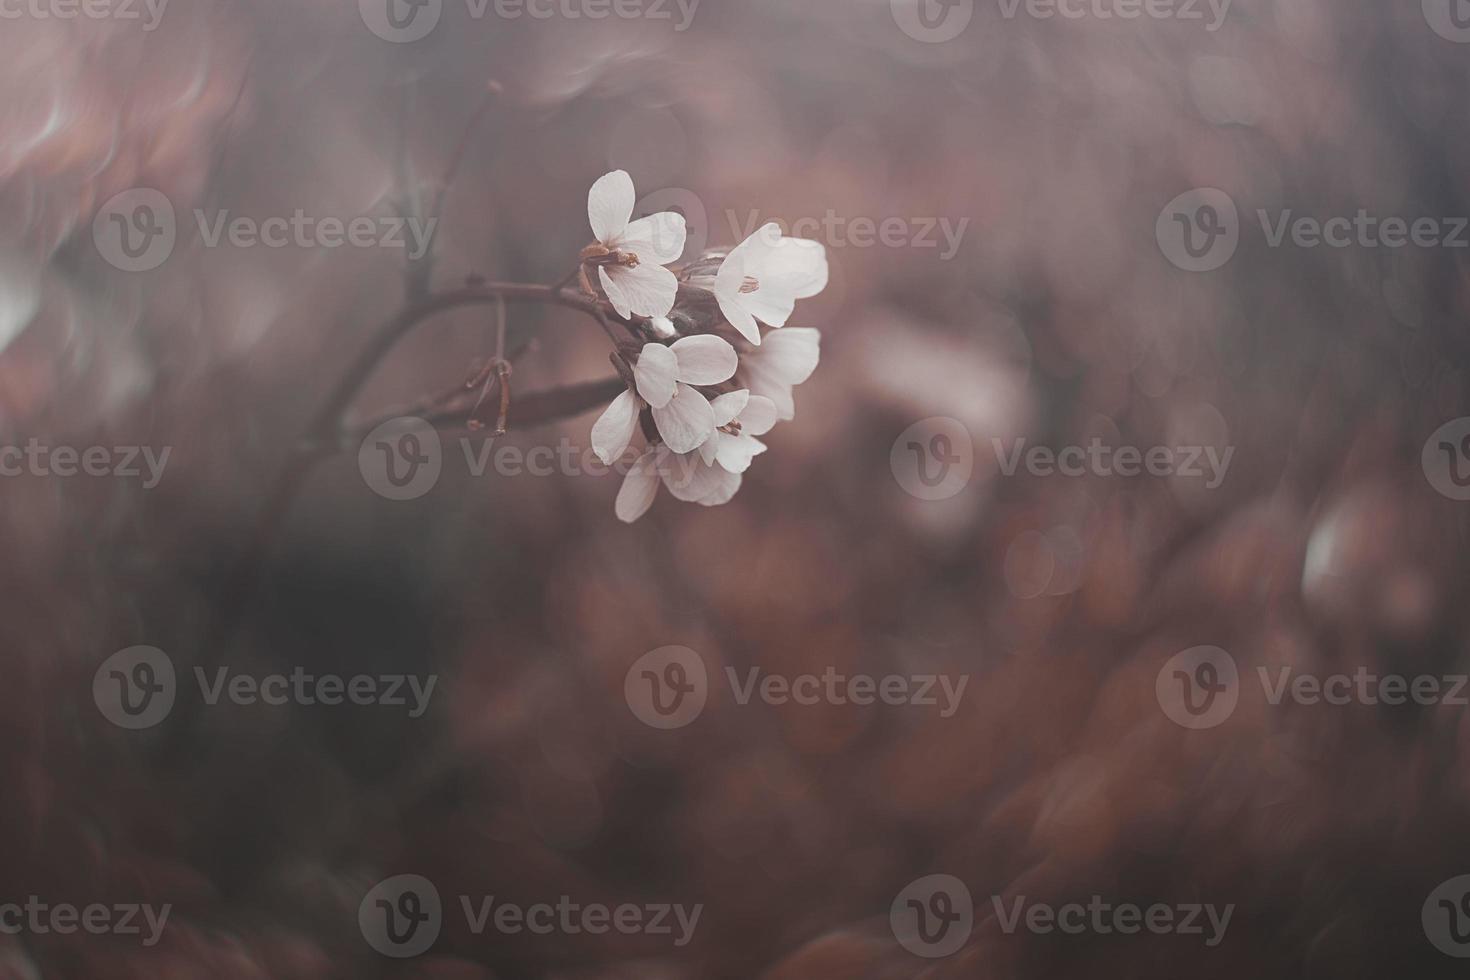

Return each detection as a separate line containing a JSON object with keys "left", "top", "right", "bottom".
{"left": 590, "top": 335, "right": 738, "bottom": 463}
{"left": 587, "top": 170, "right": 686, "bottom": 320}
{"left": 698, "top": 389, "right": 778, "bottom": 474}
{"left": 712, "top": 222, "right": 828, "bottom": 344}
{"left": 615, "top": 445, "right": 743, "bottom": 524}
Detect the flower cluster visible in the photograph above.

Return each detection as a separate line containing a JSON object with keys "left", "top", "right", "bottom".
{"left": 581, "top": 171, "right": 827, "bottom": 522}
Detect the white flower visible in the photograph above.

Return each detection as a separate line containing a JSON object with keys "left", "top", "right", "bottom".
{"left": 712, "top": 222, "right": 828, "bottom": 344}
{"left": 698, "top": 389, "right": 778, "bottom": 474}
{"left": 615, "top": 445, "right": 743, "bottom": 524}
{"left": 590, "top": 334, "right": 738, "bottom": 462}
{"left": 587, "top": 170, "right": 687, "bottom": 320}
{"left": 737, "top": 327, "right": 821, "bottom": 421}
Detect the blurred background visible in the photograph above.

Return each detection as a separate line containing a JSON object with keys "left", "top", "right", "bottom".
{"left": 1, "top": 0, "right": 1469, "bottom": 975}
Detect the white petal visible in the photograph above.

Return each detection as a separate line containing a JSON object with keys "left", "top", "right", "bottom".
{"left": 714, "top": 434, "right": 766, "bottom": 474}
{"left": 620, "top": 211, "right": 686, "bottom": 265}
{"left": 743, "top": 372, "right": 795, "bottom": 421}
{"left": 712, "top": 225, "right": 827, "bottom": 330}
{"left": 601, "top": 262, "right": 677, "bottom": 320}
{"left": 634, "top": 343, "right": 679, "bottom": 408}
{"left": 758, "top": 327, "right": 821, "bottom": 385}
{"left": 590, "top": 389, "right": 639, "bottom": 465}
{"left": 717, "top": 223, "right": 784, "bottom": 289}
{"left": 739, "top": 395, "right": 779, "bottom": 436}
{"left": 671, "top": 334, "right": 738, "bottom": 385}
{"left": 615, "top": 449, "right": 662, "bottom": 523}
{"left": 714, "top": 290, "right": 761, "bottom": 344}
{"left": 708, "top": 389, "right": 749, "bottom": 427}
{"left": 662, "top": 452, "right": 727, "bottom": 502}
{"left": 773, "top": 237, "right": 829, "bottom": 299}
{"left": 697, "top": 468, "right": 742, "bottom": 507}
{"left": 588, "top": 170, "right": 634, "bottom": 243}
{"left": 598, "top": 266, "right": 633, "bottom": 320}
{"left": 698, "top": 431, "right": 720, "bottom": 465}
{"left": 651, "top": 384, "right": 715, "bottom": 454}
{"left": 648, "top": 315, "right": 676, "bottom": 339}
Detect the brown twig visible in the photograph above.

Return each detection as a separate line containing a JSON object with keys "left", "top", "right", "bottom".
{"left": 199, "top": 282, "right": 630, "bottom": 663}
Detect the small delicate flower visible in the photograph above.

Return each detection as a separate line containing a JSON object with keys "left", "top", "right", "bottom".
{"left": 587, "top": 170, "right": 686, "bottom": 320}
{"left": 737, "top": 327, "right": 821, "bottom": 420}
{"left": 712, "top": 222, "right": 828, "bottom": 344}
{"left": 699, "top": 389, "right": 778, "bottom": 474}
{"left": 614, "top": 445, "right": 743, "bottom": 523}
{"left": 589, "top": 334, "right": 738, "bottom": 463}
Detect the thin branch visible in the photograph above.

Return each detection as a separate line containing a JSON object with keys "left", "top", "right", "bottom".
{"left": 340, "top": 376, "right": 627, "bottom": 448}
{"left": 430, "top": 81, "right": 503, "bottom": 225}
{"left": 304, "top": 282, "right": 619, "bottom": 447}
